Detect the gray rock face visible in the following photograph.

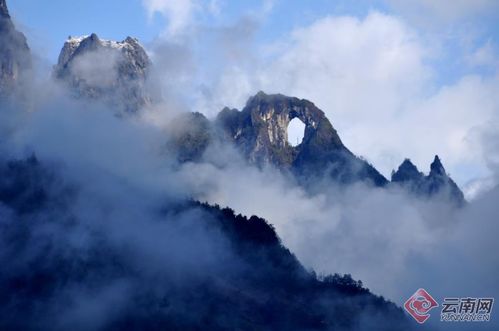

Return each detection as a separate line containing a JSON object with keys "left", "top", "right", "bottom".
{"left": 166, "top": 112, "right": 214, "bottom": 163}
{"left": 392, "top": 155, "right": 465, "bottom": 205}
{"left": 216, "top": 92, "right": 388, "bottom": 186}
{"left": 391, "top": 159, "right": 423, "bottom": 185}
{"left": 54, "top": 33, "right": 151, "bottom": 113}
{"left": 0, "top": 0, "right": 31, "bottom": 97}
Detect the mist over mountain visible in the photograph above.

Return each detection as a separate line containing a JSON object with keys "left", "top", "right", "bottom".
{"left": 0, "top": 155, "right": 412, "bottom": 331}
{"left": 391, "top": 156, "right": 465, "bottom": 206}
{"left": 0, "top": 1, "right": 414, "bottom": 328}
{"left": 54, "top": 33, "right": 152, "bottom": 114}
{"left": 166, "top": 91, "right": 464, "bottom": 203}
{"left": 42, "top": 1, "right": 465, "bottom": 204}
{"left": 1, "top": 0, "right": 498, "bottom": 330}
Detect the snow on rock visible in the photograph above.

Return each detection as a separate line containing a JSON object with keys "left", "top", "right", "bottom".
{"left": 54, "top": 33, "right": 152, "bottom": 114}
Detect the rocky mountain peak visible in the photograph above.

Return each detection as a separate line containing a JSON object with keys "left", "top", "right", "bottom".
{"left": 54, "top": 33, "right": 152, "bottom": 114}
{"left": 218, "top": 92, "right": 344, "bottom": 164}
{"left": 429, "top": 155, "right": 446, "bottom": 176}
{"left": 390, "top": 155, "right": 465, "bottom": 205}
{"left": 217, "top": 92, "right": 387, "bottom": 186}
{"left": 391, "top": 159, "right": 423, "bottom": 183}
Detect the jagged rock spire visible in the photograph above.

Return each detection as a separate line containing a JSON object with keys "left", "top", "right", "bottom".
{"left": 429, "top": 155, "right": 445, "bottom": 176}
{"left": 392, "top": 159, "right": 423, "bottom": 183}
{"left": 390, "top": 155, "right": 465, "bottom": 206}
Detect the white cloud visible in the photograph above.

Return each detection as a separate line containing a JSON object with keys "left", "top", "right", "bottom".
{"left": 142, "top": 0, "right": 199, "bottom": 37}
{"left": 463, "top": 176, "right": 496, "bottom": 200}
{"left": 141, "top": 0, "right": 273, "bottom": 38}
{"left": 176, "top": 146, "right": 499, "bottom": 311}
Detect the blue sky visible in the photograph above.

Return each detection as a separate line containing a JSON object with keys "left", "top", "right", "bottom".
{"left": 13, "top": 0, "right": 498, "bottom": 62}
{"left": 8, "top": 1, "right": 499, "bottom": 86}
{"left": 9, "top": 1, "right": 498, "bottom": 102}
{"left": 10, "top": 0, "right": 160, "bottom": 60}
{"left": 7, "top": 0, "right": 499, "bottom": 195}
{"left": 9, "top": 0, "right": 380, "bottom": 59}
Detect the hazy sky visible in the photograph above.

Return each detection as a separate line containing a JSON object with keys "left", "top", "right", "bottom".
{"left": 8, "top": 0, "right": 499, "bottom": 195}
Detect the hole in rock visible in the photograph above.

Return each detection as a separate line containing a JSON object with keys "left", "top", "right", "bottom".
{"left": 287, "top": 118, "right": 305, "bottom": 147}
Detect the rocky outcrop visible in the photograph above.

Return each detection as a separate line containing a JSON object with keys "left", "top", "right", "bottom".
{"left": 216, "top": 92, "right": 388, "bottom": 186}
{"left": 391, "top": 159, "right": 423, "bottom": 191}
{"left": 54, "top": 33, "right": 151, "bottom": 114}
{"left": 392, "top": 156, "right": 465, "bottom": 205}
{"left": 0, "top": 0, "right": 31, "bottom": 97}
{"left": 425, "top": 156, "right": 465, "bottom": 204}
{"left": 166, "top": 112, "right": 214, "bottom": 163}
{"left": 165, "top": 92, "right": 464, "bottom": 199}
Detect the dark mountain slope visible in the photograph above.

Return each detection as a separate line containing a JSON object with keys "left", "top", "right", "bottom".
{"left": 0, "top": 155, "right": 412, "bottom": 331}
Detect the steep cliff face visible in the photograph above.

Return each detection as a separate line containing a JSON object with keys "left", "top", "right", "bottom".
{"left": 54, "top": 33, "right": 151, "bottom": 113}
{"left": 392, "top": 156, "right": 465, "bottom": 205}
{"left": 0, "top": 0, "right": 31, "bottom": 97}
{"left": 216, "top": 92, "right": 388, "bottom": 186}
